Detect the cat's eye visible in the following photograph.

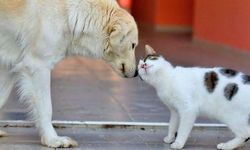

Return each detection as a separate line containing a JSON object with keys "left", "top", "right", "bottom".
{"left": 132, "top": 43, "right": 136, "bottom": 49}
{"left": 148, "top": 56, "right": 158, "bottom": 60}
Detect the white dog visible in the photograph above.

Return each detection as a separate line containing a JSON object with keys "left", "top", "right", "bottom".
{"left": 0, "top": 0, "right": 138, "bottom": 148}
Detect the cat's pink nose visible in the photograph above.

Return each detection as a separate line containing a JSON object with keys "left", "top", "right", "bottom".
{"left": 141, "top": 63, "right": 147, "bottom": 68}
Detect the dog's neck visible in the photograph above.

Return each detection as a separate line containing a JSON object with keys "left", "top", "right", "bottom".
{"left": 65, "top": 0, "right": 119, "bottom": 59}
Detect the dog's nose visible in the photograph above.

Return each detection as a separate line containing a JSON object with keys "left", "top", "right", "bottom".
{"left": 133, "top": 69, "right": 138, "bottom": 77}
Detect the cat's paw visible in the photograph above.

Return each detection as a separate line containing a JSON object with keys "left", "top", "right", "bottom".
{"left": 217, "top": 143, "right": 232, "bottom": 150}
{"left": 164, "top": 136, "right": 175, "bottom": 144}
{"left": 0, "top": 130, "right": 7, "bottom": 137}
{"left": 171, "top": 141, "right": 184, "bottom": 149}
{"left": 41, "top": 136, "right": 78, "bottom": 148}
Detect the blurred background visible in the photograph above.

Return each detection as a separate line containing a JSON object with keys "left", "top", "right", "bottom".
{"left": 119, "top": 0, "right": 250, "bottom": 52}
{"left": 1, "top": 0, "right": 250, "bottom": 123}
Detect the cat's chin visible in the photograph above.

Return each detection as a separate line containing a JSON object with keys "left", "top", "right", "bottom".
{"left": 139, "top": 75, "right": 144, "bottom": 81}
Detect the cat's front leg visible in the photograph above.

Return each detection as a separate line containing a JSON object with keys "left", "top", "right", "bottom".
{"left": 164, "top": 107, "right": 179, "bottom": 144}
{"left": 171, "top": 110, "right": 197, "bottom": 149}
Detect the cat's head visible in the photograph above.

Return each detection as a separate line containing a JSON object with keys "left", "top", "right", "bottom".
{"left": 138, "top": 45, "right": 167, "bottom": 81}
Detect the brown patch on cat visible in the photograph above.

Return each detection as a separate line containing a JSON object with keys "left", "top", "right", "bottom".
{"left": 204, "top": 71, "right": 219, "bottom": 93}
{"left": 224, "top": 83, "right": 238, "bottom": 101}
{"left": 242, "top": 75, "right": 250, "bottom": 84}
{"left": 219, "top": 68, "right": 238, "bottom": 78}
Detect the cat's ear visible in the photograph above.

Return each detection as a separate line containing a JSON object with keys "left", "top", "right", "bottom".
{"left": 145, "top": 45, "right": 156, "bottom": 55}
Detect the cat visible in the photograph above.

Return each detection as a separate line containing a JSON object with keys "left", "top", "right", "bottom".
{"left": 138, "top": 45, "right": 250, "bottom": 150}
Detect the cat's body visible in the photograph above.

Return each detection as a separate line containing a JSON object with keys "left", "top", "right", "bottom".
{"left": 138, "top": 45, "right": 250, "bottom": 150}
{"left": 157, "top": 66, "right": 250, "bottom": 121}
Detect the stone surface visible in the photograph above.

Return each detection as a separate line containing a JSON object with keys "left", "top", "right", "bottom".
{"left": 0, "top": 127, "right": 248, "bottom": 150}
{"left": 3, "top": 30, "right": 250, "bottom": 123}
{"left": 0, "top": 28, "right": 250, "bottom": 149}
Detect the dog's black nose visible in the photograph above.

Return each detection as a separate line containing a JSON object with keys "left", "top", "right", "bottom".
{"left": 133, "top": 69, "right": 138, "bottom": 77}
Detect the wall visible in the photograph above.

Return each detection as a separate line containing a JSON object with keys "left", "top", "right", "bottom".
{"left": 155, "top": 0, "right": 193, "bottom": 26}
{"left": 194, "top": 0, "right": 250, "bottom": 51}
{"left": 132, "top": 0, "right": 193, "bottom": 30}
{"left": 117, "top": 0, "right": 132, "bottom": 11}
{"left": 131, "top": 0, "right": 156, "bottom": 25}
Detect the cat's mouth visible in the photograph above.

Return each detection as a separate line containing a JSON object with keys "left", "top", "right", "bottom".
{"left": 138, "top": 63, "right": 154, "bottom": 81}
{"left": 140, "top": 64, "right": 153, "bottom": 74}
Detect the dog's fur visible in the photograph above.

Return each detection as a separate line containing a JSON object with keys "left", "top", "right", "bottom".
{"left": 0, "top": 0, "right": 138, "bottom": 147}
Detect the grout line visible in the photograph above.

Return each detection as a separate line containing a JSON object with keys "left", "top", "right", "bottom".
{"left": 111, "top": 96, "right": 135, "bottom": 122}
{"left": 0, "top": 120, "right": 227, "bottom": 129}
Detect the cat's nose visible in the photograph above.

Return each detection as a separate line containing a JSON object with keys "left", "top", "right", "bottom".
{"left": 141, "top": 63, "right": 147, "bottom": 68}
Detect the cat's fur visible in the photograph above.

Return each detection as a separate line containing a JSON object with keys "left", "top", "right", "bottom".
{"left": 138, "top": 45, "right": 250, "bottom": 150}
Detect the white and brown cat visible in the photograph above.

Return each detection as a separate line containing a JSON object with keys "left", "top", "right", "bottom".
{"left": 138, "top": 45, "right": 250, "bottom": 150}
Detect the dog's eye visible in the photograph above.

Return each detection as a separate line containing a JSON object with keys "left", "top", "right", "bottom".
{"left": 132, "top": 43, "right": 136, "bottom": 49}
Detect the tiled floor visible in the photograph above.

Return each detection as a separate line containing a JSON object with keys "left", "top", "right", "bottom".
{"left": 1, "top": 29, "right": 250, "bottom": 123}
{"left": 0, "top": 28, "right": 250, "bottom": 149}
{"left": 0, "top": 126, "right": 248, "bottom": 150}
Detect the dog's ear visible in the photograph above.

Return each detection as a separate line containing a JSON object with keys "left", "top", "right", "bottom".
{"left": 108, "top": 24, "right": 126, "bottom": 51}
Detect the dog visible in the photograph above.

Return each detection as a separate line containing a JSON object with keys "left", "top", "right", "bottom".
{"left": 0, "top": 0, "right": 138, "bottom": 147}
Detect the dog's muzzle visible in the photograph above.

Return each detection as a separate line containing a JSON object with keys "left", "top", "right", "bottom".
{"left": 123, "top": 69, "right": 138, "bottom": 78}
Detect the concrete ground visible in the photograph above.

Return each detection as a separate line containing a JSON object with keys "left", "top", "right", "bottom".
{"left": 0, "top": 27, "right": 250, "bottom": 149}
{"left": 0, "top": 126, "right": 249, "bottom": 150}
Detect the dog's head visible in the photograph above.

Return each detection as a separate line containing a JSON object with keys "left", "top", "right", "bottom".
{"left": 103, "top": 9, "right": 138, "bottom": 78}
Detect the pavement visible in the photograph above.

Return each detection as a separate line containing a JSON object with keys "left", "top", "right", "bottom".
{"left": 0, "top": 28, "right": 250, "bottom": 149}
{"left": 0, "top": 126, "right": 249, "bottom": 150}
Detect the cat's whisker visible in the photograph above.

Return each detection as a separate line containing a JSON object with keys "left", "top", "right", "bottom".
{"left": 139, "top": 75, "right": 144, "bottom": 81}
{"left": 146, "top": 65, "right": 153, "bottom": 69}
